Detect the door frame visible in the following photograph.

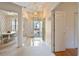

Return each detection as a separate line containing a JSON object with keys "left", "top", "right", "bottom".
{"left": 51, "top": 11, "right": 55, "bottom": 52}
{"left": 32, "top": 17, "right": 45, "bottom": 41}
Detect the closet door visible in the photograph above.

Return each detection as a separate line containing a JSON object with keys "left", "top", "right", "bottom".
{"left": 65, "top": 11, "right": 75, "bottom": 48}
{"left": 55, "top": 11, "right": 65, "bottom": 52}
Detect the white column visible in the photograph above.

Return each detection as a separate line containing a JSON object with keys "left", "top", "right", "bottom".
{"left": 17, "top": 10, "right": 23, "bottom": 47}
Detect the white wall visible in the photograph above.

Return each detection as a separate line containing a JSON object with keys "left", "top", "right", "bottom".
{"left": 65, "top": 11, "right": 75, "bottom": 48}
{"left": 55, "top": 11, "right": 65, "bottom": 51}
{"left": 78, "top": 3, "right": 79, "bottom": 56}
{"left": 5, "top": 16, "right": 16, "bottom": 32}
{"left": 74, "top": 12, "right": 78, "bottom": 49}
{"left": 45, "top": 17, "right": 52, "bottom": 49}
{"left": 0, "top": 15, "right": 17, "bottom": 33}
{"left": 0, "top": 2, "right": 23, "bottom": 47}
{"left": 54, "top": 3, "right": 78, "bottom": 52}
{"left": 54, "top": 10, "right": 77, "bottom": 51}
{"left": 23, "top": 18, "right": 33, "bottom": 37}
{"left": 0, "top": 15, "right": 6, "bottom": 32}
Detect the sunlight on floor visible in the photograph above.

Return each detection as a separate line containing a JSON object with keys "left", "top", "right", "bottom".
{"left": 31, "top": 37, "right": 43, "bottom": 46}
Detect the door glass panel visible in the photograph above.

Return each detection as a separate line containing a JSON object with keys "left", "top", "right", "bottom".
{"left": 31, "top": 20, "right": 43, "bottom": 46}
{"left": 34, "top": 21, "right": 40, "bottom": 37}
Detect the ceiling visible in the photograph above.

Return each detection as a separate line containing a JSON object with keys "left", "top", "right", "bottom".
{"left": 13, "top": 2, "right": 60, "bottom": 19}
{"left": 0, "top": 10, "right": 18, "bottom": 16}
{"left": 14, "top": 2, "right": 60, "bottom": 12}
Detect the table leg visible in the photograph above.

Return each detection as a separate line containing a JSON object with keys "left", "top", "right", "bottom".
{"left": 8, "top": 35, "right": 10, "bottom": 40}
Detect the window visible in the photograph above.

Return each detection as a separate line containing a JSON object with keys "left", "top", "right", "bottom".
{"left": 12, "top": 18, "right": 18, "bottom": 31}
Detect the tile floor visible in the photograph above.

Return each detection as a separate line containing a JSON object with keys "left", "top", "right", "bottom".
{"left": 0, "top": 37, "right": 55, "bottom": 56}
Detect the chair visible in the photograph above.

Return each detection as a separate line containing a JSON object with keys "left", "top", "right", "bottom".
{"left": 0, "top": 33, "right": 8, "bottom": 44}
{"left": 0, "top": 33, "right": 3, "bottom": 44}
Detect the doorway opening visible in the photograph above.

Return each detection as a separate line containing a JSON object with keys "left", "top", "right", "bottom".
{"left": 0, "top": 9, "right": 18, "bottom": 49}
{"left": 31, "top": 18, "right": 45, "bottom": 46}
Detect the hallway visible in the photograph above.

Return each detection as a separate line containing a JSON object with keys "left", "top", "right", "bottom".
{"left": 0, "top": 2, "right": 78, "bottom": 56}
{"left": 0, "top": 38, "right": 54, "bottom": 56}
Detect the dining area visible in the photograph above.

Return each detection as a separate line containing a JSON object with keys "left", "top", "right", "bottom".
{"left": 0, "top": 9, "right": 18, "bottom": 48}
{"left": 0, "top": 31, "right": 16, "bottom": 44}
